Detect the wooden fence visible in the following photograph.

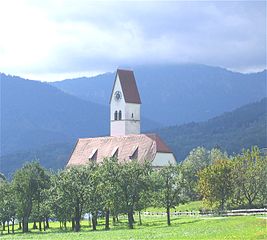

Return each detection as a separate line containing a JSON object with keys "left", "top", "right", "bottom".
{"left": 142, "top": 208, "right": 267, "bottom": 217}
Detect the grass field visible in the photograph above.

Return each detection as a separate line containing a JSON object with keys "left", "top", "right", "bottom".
{"left": 1, "top": 215, "right": 266, "bottom": 240}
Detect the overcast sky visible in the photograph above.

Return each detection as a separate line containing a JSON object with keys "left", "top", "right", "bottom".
{"left": 0, "top": 0, "right": 266, "bottom": 81}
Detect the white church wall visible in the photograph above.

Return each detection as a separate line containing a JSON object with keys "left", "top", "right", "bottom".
{"left": 125, "top": 103, "right": 140, "bottom": 135}
{"left": 152, "top": 152, "right": 176, "bottom": 166}
{"left": 125, "top": 120, "right": 140, "bottom": 135}
{"left": 125, "top": 103, "right": 140, "bottom": 120}
{"left": 111, "top": 120, "right": 126, "bottom": 136}
{"left": 110, "top": 75, "right": 125, "bottom": 136}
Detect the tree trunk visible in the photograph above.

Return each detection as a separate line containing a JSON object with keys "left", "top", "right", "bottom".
{"left": 7, "top": 221, "right": 10, "bottom": 234}
{"left": 138, "top": 211, "right": 142, "bottom": 225}
{"left": 25, "top": 219, "right": 29, "bottom": 233}
{"left": 23, "top": 217, "right": 29, "bottom": 233}
{"left": 248, "top": 199, "right": 253, "bottom": 208}
{"left": 167, "top": 206, "right": 171, "bottom": 226}
{"left": 22, "top": 219, "right": 24, "bottom": 232}
{"left": 92, "top": 213, "right": 97, "bottom": 231}
{"left": 26, "top": 221, "right": 29, "bottom": 233}
{"left": 2, "top": 221, "right": 5, "bottom": 231}
{"left": 12, "top": 219, "right": 15, "bottom": 234}
{"left": 39, "top": 221, "right": 42, "bottom": 231}
{"left": 74, "top": 216, "right": 80, "bottom": 232}
{"left": 33, "top": 221, "right": 37, "bottom": 229}
{"left": 129, "top": 211, "right": 135, "bottom": 223}
{"left": 88, "top": 214, "right": 91, "bottom": 227}
{"left": 18, "top": 221, "right": 22, "bottom": 230}
{"left": 105, "top": 209, "right": 110, "bottom": 230}
{"left": 71, "top": 218, "right": 75, "bottom": 231}
{"left": 45, "top": 217, "right": 49, "bottom": 228}
{"left": 64, "top": 221, "right": 67, "bottom": 230}
{"left": 74, "top": 205, "right": 81, "bottom": 232}
{"left": 220, "top": 198, "right": 225, "bottom": 212}
{"left": 127, "top": 210, "right": 134, "bottom": 229}
{"left": 43, "top": 220, "right": 46, "bottom": 231}
{"left": 112, "top": 215, "right": 116, "bottom": 225}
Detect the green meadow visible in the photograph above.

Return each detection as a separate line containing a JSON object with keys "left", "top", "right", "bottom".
{"left": 1, "top": 215, "right": 266, "bottom": 240}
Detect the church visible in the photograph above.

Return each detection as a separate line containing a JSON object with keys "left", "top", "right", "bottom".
{"left": 67, "top": 69, "right": 176, "bottom": 167}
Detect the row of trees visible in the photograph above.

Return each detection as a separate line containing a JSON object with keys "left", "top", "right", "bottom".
{"left": 0, "top": 159, "right": 184, "bottom": 233}
{"left": 0, "top": 146, "right": 266, "bottom": 234}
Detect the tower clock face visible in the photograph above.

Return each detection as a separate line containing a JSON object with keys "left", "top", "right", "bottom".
{"left": 114, "top": 91, "right": 122, "bottom": 101}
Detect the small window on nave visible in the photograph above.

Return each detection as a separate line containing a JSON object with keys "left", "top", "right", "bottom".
{"left": 119, "top": 110, "right": 122, "bottom": 120}
{"left": 111, "top": 147, "right": 119, "bottom": 158}
{"left": 129, "top": 146, "right": 138, "bottom": 160}
{"left": 89, "top": 149, "right": 98, "bottom": 162}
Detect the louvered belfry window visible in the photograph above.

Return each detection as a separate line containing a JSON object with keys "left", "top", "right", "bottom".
{"left": 114, "top": 111, "right": 118, "bottom": 120}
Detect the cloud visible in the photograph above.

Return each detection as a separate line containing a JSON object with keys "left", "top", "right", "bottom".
{"left": 0, "top": 0, "right": 266, "bottom": 81}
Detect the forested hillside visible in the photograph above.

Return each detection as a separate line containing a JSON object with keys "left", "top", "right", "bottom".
{"left": 1, "top": 98, "right": 265, "bottom": 177}
{"left": 156, "top": 98, "right": 267, "bottom": 161}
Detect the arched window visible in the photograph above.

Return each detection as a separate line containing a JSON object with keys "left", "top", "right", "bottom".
{"left": 114, "top": 111, "right": 118, "bottom": 120}
{"left": 131, "top": 113, "right": 134, "bottom": 118}
{"left": 119, "top": 110, "right": 122, "bottom": 120}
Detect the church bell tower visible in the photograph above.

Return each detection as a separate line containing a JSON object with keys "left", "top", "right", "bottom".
{"left": 110, "top": 69, "right": 141, "bottom": 136}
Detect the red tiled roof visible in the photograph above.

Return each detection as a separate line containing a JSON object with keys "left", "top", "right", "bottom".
{"left": 67, "top": 134, "right": 173, "bottom": 167}
{"left": 110, "top": 69, "right": 141, "bottom": 104}
{"left": 145, "top": 133, "right": 172, "bottom": 153}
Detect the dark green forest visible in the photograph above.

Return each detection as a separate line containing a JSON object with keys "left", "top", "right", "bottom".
{"left": 156, "top": 98, "right": 267, "bottom": 161}
{"left": 1, "top": 98, "right": 266, "bottom": 178}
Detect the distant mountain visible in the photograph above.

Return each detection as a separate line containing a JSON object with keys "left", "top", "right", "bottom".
{"left": 0, "top": 73, "right": 159, "bottom": 156}
{"left": 51, "top": 64, "right": 266, "bottom": 126}
{"left": 1, "top": 98, "right": 265, "bottom": 178}
{"left": 0, "top": 142, "right": 73, "bottom": 179}
{"left": 155, "top": 98, "right": 267, "bottom": 161}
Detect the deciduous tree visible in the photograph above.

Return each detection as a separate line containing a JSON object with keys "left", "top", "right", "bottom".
{"left": 98, "top": 157, "right": 121, "bottom": 230}
{"left": 233, "top": 146, "right": 267, "bottom": 208}
{"left": 117, "top": 160, "right": 152, "bottom": 229}
{"left": 12, "top": 162, "right": 47, "bottom": 232}
{"left": 198, "top": 159, "right": 233, "bottom": 211}
{"left": 155, "top": 164, "right": 185, "bottom": 226}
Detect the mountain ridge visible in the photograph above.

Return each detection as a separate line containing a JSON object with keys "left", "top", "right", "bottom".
{"left": 51, "top": 64, "right": 266, "bottom": 126}
{"left": 0, "top": 73, "right": 160, "bottom": 156}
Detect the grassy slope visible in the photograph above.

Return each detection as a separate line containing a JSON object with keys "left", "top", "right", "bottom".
{"left": 146, "top": 201, "right": 206, "bottom": 213}
{"left": 1, "top": 216, "right": 266, "bottom": 240}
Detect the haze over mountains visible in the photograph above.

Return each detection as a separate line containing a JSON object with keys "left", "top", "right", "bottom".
{"left": 0, "top": 73, "right": 159, "bottom": 156}
{"left": 52, "top": 64, "right": 266, "bottom": 125}
{"left": 1, "top": 64, "right": 266, "bottom": 177}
